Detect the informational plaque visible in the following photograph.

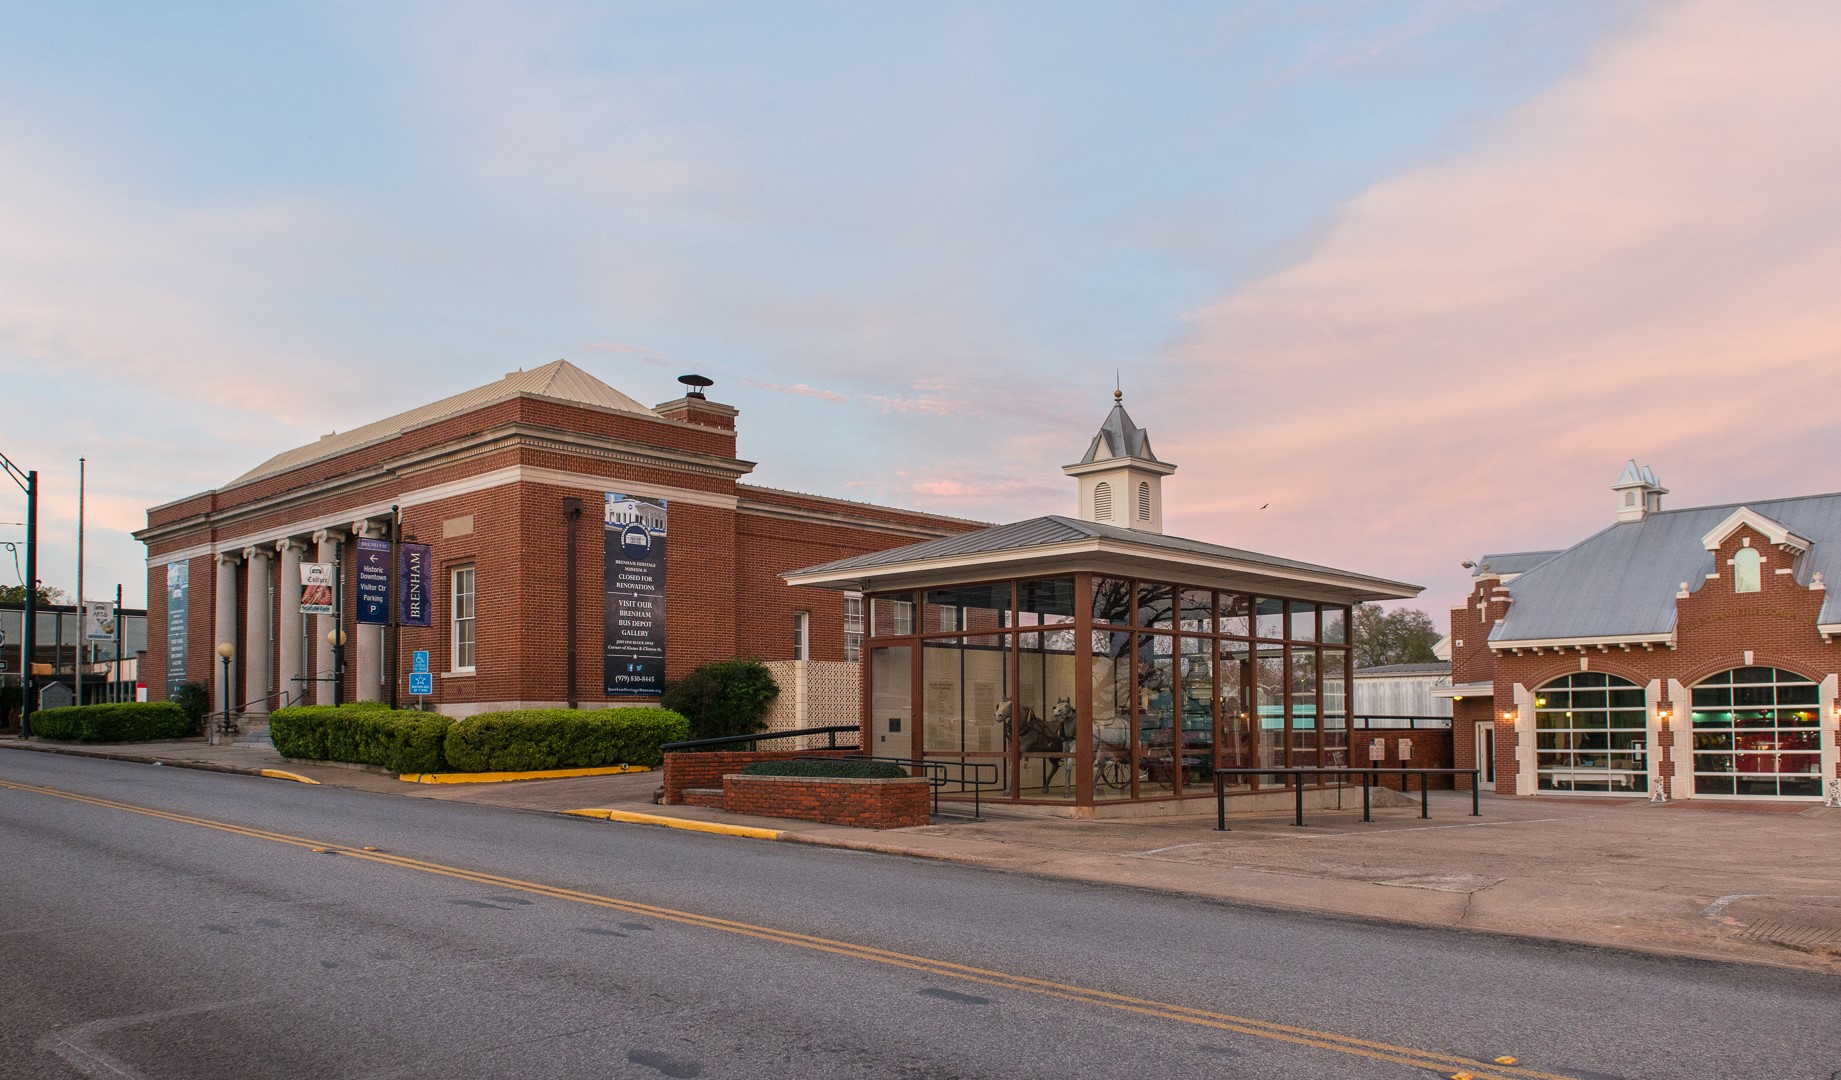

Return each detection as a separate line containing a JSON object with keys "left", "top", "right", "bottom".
{"left": 603, "top": 492, "right": 667, "bottom": 697}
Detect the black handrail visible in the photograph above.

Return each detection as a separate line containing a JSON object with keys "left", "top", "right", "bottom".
{"left": 783, "top": 755, "right": 1002, "bottom": 821}
{"left": 1351, "top": 715, "right": 1454, "bottom": 729}
{"left": 1213, "top": 767, "right": 1481, "bottom": 830}
{"left": 660, "top": 724, "right": 860, "bottom": 753}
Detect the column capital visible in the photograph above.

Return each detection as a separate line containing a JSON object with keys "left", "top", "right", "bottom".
{"left": 352, "top": 519, "right": 387, "bottom": 539}
{"left": 242, "top": 545, "right": 274, "bottom": 562}
{"left": 276, "top": 536, "right": 311, "bottom": 555}
{"left": 216, "top": 550, "right": 243, "bottom": 566}
{"left": 312, "top": 527, "right": 347, "bottom": 545}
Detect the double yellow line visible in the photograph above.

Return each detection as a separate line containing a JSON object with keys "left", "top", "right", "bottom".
{"left": 1, "top": 778, "right": 1574, "bottom": 1080}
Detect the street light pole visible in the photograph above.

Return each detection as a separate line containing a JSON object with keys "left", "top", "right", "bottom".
{"left": 0, "top": 452, "right": 36, "bottom": 738}
{"left": 216, "top": 641, "right": 236, "bottom": 742}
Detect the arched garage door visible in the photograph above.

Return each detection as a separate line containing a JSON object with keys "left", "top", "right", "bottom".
{"left": 1534, "top": 672, "right": 1647, "bottom": 794}
{"left": 1690, "top": 667, "right": 1822, "bottom": 798}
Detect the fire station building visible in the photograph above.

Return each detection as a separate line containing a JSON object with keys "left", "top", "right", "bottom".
{"left": 1445, "top": 463, "right": 1841, "bottom": 804}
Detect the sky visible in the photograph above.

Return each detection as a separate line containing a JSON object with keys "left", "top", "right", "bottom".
{"left": 4, "top": 0, "right": 1839, "bottom": 621}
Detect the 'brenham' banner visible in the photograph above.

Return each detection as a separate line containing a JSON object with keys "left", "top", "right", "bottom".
{"left": 604, "top": 492, "right": 667, "bottom": 697}
{"left": 355, "top": 537, "right": 391, "bottom": 624}
{"left": 398, "top": 543, "right": 433, "bottom": 627}
{"left": 165, "top": 559, "right": 189, "bottom": 693}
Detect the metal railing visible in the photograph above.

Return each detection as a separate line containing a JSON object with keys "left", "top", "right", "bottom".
{"left": 660, "top": 724, "right": 860, "bottom": 753}
{"left": 1351, "top": 714, "right": 1453, "bottom": 729}
{"left": 1213, "top": 767, "right": 1481, "bottom": 830}
{"left": 782, "top": 755, "right": 1003, "bottom": 820}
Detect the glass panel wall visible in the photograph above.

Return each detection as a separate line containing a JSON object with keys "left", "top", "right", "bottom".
{"left": 868, "top": 574, "right": 1353, "bottom": 804}
{"left": 1690, "top": 668, "right": 1822, "bottom": 797}
{"left": 1534, "top": 673, "right": 1648, "bottom": 793}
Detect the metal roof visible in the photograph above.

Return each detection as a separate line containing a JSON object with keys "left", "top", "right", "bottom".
{"left": 784, "top": 514, "right": 1421, "bottom": 600}
{"left": 1490, "top": 492, "right": 1841, "bottom": 643}
{"left": 1077, "top": 400, "right": 1163, "bottom": 465}
{"left": 228, "top": 360, "right": 659, "bottom": 487}
{"left": 1472, "top": 550, "right": 1562, "bottom": 578}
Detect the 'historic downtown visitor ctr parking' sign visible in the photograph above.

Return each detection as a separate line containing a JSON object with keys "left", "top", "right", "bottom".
{"left": 604, "top": 492, "right": 667, "bottom": 697}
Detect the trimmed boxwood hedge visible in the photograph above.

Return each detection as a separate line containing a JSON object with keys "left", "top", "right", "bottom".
{"left": 741, "top": 759, "right": 911, "bottom": 780}
{"left": 269, "top": 705, "right": 450, "bottom": 774}
{"left": 30, "top": 702, "right": 193, "bottom": 743}
{"left": 442, "top": 708, "right": 690, "bottom": 772}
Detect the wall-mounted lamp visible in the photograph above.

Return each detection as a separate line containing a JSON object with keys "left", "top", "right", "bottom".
{"left": 1500, "top": 708, "right": 1518, "bottom": 724}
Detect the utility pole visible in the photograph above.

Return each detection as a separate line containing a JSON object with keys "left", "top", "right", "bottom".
{"left": 114, "top": 582, "right": 123, "bottom": 703}
{"left": 0, "top": 452, "right": 36, "bottom": 737}
{"left": 75, "top": 457, "right": 84, "bottom": 706}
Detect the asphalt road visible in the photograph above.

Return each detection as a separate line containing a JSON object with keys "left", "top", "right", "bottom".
{"left": 2, "top": 753, "right": 1837, "bottom": 1080}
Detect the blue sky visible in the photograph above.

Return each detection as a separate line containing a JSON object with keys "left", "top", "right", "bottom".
{"left": 9, "top": 1, "right": 1839, "bottom": 619}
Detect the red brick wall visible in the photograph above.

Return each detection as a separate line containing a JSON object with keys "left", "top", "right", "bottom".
{"left": 1351, "top": 728, "right": 1455, "bottom": 789}
{"left": 662, "top": 748, "right": 861, "bottom": 803}
{"left": 722, "top": 774, "right": 932, "bottom": 828}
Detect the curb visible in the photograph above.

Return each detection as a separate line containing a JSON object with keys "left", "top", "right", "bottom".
{"left": 401, "top": 764, "right": 652, "bottom": 785}
{"left": 0, "top": 740, "right": 314, "bottom": 785}
{"left": 563, "top": 808, "right": 783, "bottom": 840}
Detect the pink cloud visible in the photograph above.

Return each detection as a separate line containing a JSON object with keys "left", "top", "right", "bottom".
{"left": 1164, "top": 0, "right": 1841, "bottom": 617}
{"left": 740, "top": 379, "right": 847, "bottom": 404}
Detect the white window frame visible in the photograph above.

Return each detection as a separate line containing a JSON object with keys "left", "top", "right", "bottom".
{"left": 1733, "top": 546, "right": 1762, "bottom": 593}
{"left": 843, "top": 593, "right": 865, "bottom": 662}
{"left": 451, "top": 564, "right": 476, "bottom": 672}
{"left": 793, "top": 610, "right": 810, "bottom": 661}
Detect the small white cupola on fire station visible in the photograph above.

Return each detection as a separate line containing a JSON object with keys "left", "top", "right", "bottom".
{"left": 1063, "top": 389, "right": 1177, "bottom": 533}
{"left": 1612, "top": 459, "right": 1667, "bottom": 523}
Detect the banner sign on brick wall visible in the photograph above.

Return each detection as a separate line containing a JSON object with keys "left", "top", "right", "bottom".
{"left": 300, "top": 562, "right": 335, "bottom": 615}
{"left": 604, "top": 492, "right": 668, "bottom": 697}
{"left": 355, "top": 537, "right": 391, "bottom": 625}
{"left": 399, "top": 542, "right": 433, "bottom": 627}
{"left": 165, "top": 560, "right": 188, "bottom": 694}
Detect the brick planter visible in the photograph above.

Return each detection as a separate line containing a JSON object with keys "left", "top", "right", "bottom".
{"left": 722, "top": 774, "right": 931, "bottom": 829}
{"left": 661, "top": 748, "right": 859, "bottom": 805}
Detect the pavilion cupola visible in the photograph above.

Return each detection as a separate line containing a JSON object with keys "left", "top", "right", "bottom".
{"left": 1612, "top": 460, "right": 1667, "bottom": 523}
{"left": 1062, "top": 390, "right": 1177, "bottom": 533}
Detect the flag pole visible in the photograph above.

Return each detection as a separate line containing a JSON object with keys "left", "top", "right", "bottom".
{"left": 75, "top": 457, "right": 84, "bottom": 706}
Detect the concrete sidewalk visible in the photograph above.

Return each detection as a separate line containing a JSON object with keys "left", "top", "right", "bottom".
{"left": 7, "top": 735, "right": 1840, "bottom": 975}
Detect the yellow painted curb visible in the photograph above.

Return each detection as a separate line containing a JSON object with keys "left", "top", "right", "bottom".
{"left": 398, "top": 764, "right": 653, "bottom": 785}
{"left": 564, "top": 808, "right": 782, "bottom": 841}
{"left": 259, "top": 769, "right": 321, "bottom": 785}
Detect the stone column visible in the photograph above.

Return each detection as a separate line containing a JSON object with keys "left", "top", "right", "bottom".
{"left": 353, "top": 519, "right": 385, "bottom": 703}
{"left": 213, "top": 552, "right": 242, "bottom": 716}
{"left": 276, "top": 538, "right": 307, "bottom": 708}
{"left": 242, "top": 546, "right": 273, "bottom": 719}
{"left": 313, "top": 528, "right": 345, "bottom": 705}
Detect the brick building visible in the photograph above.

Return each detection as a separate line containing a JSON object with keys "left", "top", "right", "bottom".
{"left": 134, "top": 362, "right": 978, "bottom": 721}
{"left": 1444, "top": 462, "right": 1841, "bottom": 804}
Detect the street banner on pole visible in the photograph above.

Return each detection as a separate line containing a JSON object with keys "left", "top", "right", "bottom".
{"left": 603, "top": 492, "right": 667, "bottom": 697}
{"left": 83, "top": 599, "right": 116, "bottom": 641}
{"left": 300, "top": 562, "right": 335, "bottom": 615}
{"left": 166, "top": 560, "right": 189, "bottom": 692}
{"left": 355, "top": 537, "right": 390, "bottom": 625}
{"left": 398, "top": 542, "right": 433, "bottom": 627}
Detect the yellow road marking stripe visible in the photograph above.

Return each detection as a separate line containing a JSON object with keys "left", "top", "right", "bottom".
{"left": 0, "top": 778, "right": 1571, "bottom": 1080}
{"left": 563, "top": 807, "right": 782, "bottom": 840}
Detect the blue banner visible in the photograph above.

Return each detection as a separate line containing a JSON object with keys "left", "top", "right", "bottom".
{"left": 398, "top": 542, "right": 433, "bottom": 627}
{"left": 604, "top": 492, "right": 667, "bottom": 697}
{"left": 356, "top": 537, "right": 391, "bottom": 625}
{"left": 165, "top": 559, "right": 189, "bottom": 694}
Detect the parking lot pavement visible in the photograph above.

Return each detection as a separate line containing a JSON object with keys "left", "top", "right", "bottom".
{"left": 8, "top": 736, "right": 1840, "bottom": 973}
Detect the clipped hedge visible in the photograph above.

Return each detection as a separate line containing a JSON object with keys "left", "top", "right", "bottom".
{"left": 443, "top": 708, "right": 689, "bottom": 772}
{"left": 269, "top": 705, "right": 450, "bottom": 774}
{"left": 741, "top": 758, "right": 910, "bottom": 780}
{"left": 31, "top": 702, "right": 193, "bottom": 743}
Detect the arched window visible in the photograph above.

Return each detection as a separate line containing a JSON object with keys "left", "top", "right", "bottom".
{"left": 1689, "top": 667, "right": 1820, "bottom": 797}
{"left": 1733, "top": 546, "right": 1761, "bottom": 593}
{"left": 1533, "top": 672, "right": 1647, "bottom": 794}
{"left": 1624, "top": 490, "right": 1637, "bottom": 508}
{"left": 1138, "top": 481, "right": 1151, "bottom": 521}
{"left": 1093, "top": 482, "right": 1112, "bottom": 521}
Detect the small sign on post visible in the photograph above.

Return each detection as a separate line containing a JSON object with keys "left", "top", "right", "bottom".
{"left": 409, "top": 650, "right": 433, "bottom": 700}
{"left": 1398, "top": 738, "right": 1414, "bottom": 762}
{"left": 1367, "top": 739, "right": 1385, "bottom": 763}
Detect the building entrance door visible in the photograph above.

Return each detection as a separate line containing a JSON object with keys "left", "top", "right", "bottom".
{"left": 870, "top": 646, "right": 914, "bottom": 759}
{"left": 1475, "top": 721, "right": 1496, "bottom": 791}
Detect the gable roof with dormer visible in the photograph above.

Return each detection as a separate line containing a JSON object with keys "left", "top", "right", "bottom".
{"left": 1079, "top": 401, "right": 1164, "bottom": 465}
{"left": 1488, "top": 491, "right": 1841, "bottom": 646}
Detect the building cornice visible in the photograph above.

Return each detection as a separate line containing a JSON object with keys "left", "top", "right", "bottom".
{"left": 1489, "top": 632, "right": 1675, "bottom": 654}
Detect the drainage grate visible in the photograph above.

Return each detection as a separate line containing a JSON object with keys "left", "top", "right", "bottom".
{"left": 1741, "top": 919, "right": 1841, "bottom": 949}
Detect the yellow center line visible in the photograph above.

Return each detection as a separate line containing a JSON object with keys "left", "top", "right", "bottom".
{"left": 0, "top": 778, "right": 1576, "bottom": 1080}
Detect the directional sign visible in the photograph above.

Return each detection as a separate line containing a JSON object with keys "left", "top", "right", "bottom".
{"left": 409, "top": 671, "right": 433, "bottom": 696}
{"left": 412, "top": 649, "right": 430, "bottom": 674}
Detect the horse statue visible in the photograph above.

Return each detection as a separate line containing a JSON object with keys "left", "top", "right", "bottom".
{"left": 996, "top": 697, "right": 1078, "bottom": 793}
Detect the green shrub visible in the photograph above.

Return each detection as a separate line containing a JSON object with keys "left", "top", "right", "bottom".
{"left": 661, "top": 658, "right": 779, "bottom": 744}
{"left": 741, "top": 758, "right": 911, "bottom": 780}
{"left": 443, "top": 708, "right": 689, "bottom": 772}
{"left": 31, "top": 702, "right": 193, "bottom": 743}
{"left": 269, "top": 705, "right": 450, "bottom": 774}
{"left": 172, "top": 682, "right": 210, "bottom": 732}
